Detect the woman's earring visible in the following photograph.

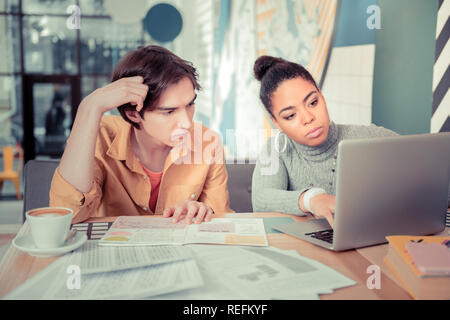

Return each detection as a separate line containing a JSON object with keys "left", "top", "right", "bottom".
{"left": 274, "top": 130, "right": 287, "bottom": 153}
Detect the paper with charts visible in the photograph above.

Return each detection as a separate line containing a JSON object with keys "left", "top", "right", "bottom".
{"left": 98, "top": 216, "right": 268, "bottom": 247}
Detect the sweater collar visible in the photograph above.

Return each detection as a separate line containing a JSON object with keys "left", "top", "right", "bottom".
{"left": 292, "top": 121, "right": 339, "bottom": 162}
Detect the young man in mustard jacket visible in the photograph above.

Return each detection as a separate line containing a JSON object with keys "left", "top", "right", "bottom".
{"left": 50, "top": 45, "right": 232, "bottom": 224}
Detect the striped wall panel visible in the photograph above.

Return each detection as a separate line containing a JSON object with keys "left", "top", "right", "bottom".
{"left": 194, "top": 0, "right": 214, "bottom": 119}
{"left": 431, "top": 0, "right": 450, "bottom": 133}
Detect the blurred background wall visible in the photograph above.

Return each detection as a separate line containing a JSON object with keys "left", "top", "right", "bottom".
{"left": 372, "top": 0, "right": 440, "bottom": 135}
{"left": 0, "top": 0, "right": 446, "bottom": 166}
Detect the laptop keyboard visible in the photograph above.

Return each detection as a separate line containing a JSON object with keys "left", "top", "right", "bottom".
{"left": 305, "top": 229, "right": 334, "bottom": 244}
{"left": 303, "top": 212, "right": 449, "bottom": 245}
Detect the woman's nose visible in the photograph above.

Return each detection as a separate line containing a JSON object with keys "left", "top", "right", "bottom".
{"left": 298, "top": 107, "right": 314, "bottom": 125}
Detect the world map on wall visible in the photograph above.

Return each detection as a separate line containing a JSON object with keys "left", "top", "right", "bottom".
{"left": 256, "top": 0, "right": 338, "bottom": 86}
{"left": 210, "top": 0, "right": 339, "bottom": 159}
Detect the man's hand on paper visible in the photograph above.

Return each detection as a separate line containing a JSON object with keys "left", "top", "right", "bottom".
{"left": 163, "top": 200, "right": 214, "bottom": 224}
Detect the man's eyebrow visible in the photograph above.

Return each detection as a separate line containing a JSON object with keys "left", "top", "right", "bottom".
{"left": 156, "top": 94, "right": 197, "bottom": 111}
{"left": 188, "top": 94, "right": 197, "bottom": 105}
{"left": 156, "top": 106, "right": 177, "bottom": 111}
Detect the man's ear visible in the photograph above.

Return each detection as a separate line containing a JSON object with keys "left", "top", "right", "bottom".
{"left": 124, "top": 108, "right": 142, "bottom": 125}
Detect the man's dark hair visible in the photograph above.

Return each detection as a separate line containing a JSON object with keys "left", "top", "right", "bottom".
{"left": 112, "top": 45, "right": 201, "bottom": 128}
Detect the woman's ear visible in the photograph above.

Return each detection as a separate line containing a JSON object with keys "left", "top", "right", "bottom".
{"left": 271, "top": 116, "right": 282, "bottom": 132}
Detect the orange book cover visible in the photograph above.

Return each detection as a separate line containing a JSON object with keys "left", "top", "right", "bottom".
{"left": 386, "top": 235, "right": 450, "bottom": 278}
{"left": 384, "top": 248, "right": 450, "bottom": 299}
{"left": 383, "top": 257, "right": 418, "bottom": 299}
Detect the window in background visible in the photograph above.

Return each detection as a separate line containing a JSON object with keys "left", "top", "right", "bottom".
{"left": 0, "top": 76, "right": 22, "bottom": 145}
{"left": 0, "top": 0, "right": 22, "bottom": 150}
{"left": 0, "top": 15, "right": 21, "bottom": 73}
{"left": 0, "top": 0, "right": 19, "bottom": 13}
{"left": 32, "top": 83, "right": 71, "bottom": 157}
{"left": 82, "top": 76, "right": 119, "bottom": 117}
{"left": 79, "top": 0, "right": 108, "bottom": 15}
{"left": 22, "top": 16, "right": 78, "bottom": 74}
{"left": 0, "top": 0, "right": 156, "bottom": 162}
{"left": 80, "top": 18, "right": 142, "bottom": 75}
{"left": 22, "top": 0, "right": 76, "bottom": 15}
{"left": 81, "top": 75, "right": 109, "bottom": 99}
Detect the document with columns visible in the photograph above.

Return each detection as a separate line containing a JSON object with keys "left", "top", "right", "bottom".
{"left": 98, "top": 216, "right": 269, "bottom": 247}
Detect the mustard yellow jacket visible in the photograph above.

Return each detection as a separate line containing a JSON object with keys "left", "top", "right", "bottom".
{"left": 50, "top": 116, "right": 233, "bottom": 223}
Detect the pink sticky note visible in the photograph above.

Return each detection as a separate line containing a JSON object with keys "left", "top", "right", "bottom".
{"left": 405, "top": 242, "right": 450, "bottom": 274}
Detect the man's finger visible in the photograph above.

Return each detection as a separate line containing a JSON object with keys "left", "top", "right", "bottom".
{"left": 126, "top": 76, "right": 144, "bottom": 83}
{"left": 172, "top": 205, "right": 186, "bottom": 223}
{"left": 184, "top": 204, "right": 198, "bottom": 224}
{"left": 163, "top": 207, "right": 175, "bottom": 218}
{"left": 194, "top": 206, "right": 208, "bottom": 224}
{"left": 204, "top": 208, "right": 214, "bottom": 222}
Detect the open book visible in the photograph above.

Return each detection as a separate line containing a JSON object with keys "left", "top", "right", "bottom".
{"left": 98, "top": 216, "right": 268, "bottom": 247}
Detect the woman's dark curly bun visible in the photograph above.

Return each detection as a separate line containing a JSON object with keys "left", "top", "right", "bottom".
{"left": 253, "top": 55, "right": 318, "bottom": 117}
{"left": 253, "top": 55, "right": 285, "bottom": 81}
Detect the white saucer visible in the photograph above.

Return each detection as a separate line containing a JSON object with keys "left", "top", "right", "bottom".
{"left": 12, "top": 232, "right": 88, "bottom": 258}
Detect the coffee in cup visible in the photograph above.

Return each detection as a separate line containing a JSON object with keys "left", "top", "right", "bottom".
{"left": 26, "top": 207, "right": 74, "bottom": 249}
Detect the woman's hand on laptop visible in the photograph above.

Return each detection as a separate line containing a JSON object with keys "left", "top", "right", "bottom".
{"left": 310, "top": 194, "right": 336, "bottom": 228}
{"left": 163, "top": 200, "right": 214, "bottom": 224}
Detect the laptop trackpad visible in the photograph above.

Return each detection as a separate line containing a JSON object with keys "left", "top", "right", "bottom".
{"left": 272, "top": 218, "right": 332, "bottom": 236}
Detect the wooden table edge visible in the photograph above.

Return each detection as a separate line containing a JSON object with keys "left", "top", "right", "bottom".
{"left": 0, "top": 212, "right": 411, "bottom": 299}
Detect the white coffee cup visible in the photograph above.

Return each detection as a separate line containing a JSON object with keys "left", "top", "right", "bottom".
{"left": 26, "top": 207, "right": 74, "bottom": 249}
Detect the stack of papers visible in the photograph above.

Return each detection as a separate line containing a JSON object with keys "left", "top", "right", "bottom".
{"left": 6, "top": 217, "right": 356, "bottom": 300}
{"left": 6, "top": 242, "right": 356, "bottom": 300}
{"left": 154, "top": 245, "right": 356, "bottom": 300}
{"left": 69, "top": 241, "right": 193, "bottom": 274}
{"left": 5, "top": 242, "right": 203, "bottom": 300}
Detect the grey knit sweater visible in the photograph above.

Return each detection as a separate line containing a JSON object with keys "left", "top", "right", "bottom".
{"left": 251, "top": 122, "right": 399, "bottom": 215}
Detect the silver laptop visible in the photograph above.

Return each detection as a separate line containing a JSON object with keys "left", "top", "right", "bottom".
{"left": 272, "top": 132, "right": 450, "bottom": 251}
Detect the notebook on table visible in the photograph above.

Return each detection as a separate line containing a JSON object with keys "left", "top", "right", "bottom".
{"left": 97, "top": 216, "right": 269, "bottom": 247}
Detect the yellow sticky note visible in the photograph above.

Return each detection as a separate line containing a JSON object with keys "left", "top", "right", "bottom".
{"left": 225, "top": 234, "right": 266, "bottom": 245}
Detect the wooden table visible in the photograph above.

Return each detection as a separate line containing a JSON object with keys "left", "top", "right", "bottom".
{"left": 0, "top": 212, "right": 412, "bottom": 299}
